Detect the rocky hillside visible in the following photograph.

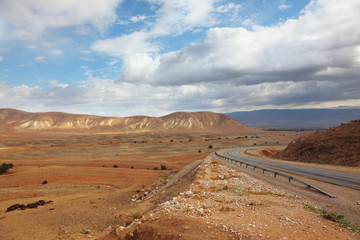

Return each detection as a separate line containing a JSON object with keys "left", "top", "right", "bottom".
{"left": 0, "top": 109, "right": 251, "bottom": 134}
{"left": 275, "top": 119, "right": 360, "bottom": 166}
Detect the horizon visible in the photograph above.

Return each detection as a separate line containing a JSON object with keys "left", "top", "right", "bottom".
{"left": 2, "top": 106, "right": 360, "bottom": 119}
{"left": 1, "top": 0, "right": 360, "bottom": 116}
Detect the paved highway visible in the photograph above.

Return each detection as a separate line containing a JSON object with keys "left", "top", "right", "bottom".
{"left": 221, "top": 147, "right": 360, "bottom": 191}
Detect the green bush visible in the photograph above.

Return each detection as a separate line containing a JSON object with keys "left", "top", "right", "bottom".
{"left": 153, "top": 167, "right": 158, "bottom": 170}
{"left": 0, "top": 163, "right": 14, "bottom": 174}
{"left": 42, "top": 180, "right": 48, "bottom": 184}
{"left": 113, "top": 164, "right": 118, "bottom": 168}
{"left": 160, "top": 164, "right": 167, "bottom": 170}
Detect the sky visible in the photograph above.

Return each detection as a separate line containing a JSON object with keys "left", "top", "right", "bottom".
{"left": 0, "top": 0, "right": 359, "bottom": 117}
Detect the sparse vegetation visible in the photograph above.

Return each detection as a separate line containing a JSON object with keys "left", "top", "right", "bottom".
{"left": 131, "top": 166, "right": 134, "bottom": 169}
{"left": 160, "top": 164, "right": 167, "bottom": 170}
{"left": 0, "top": 163, "right": 14, "bottom": 174}
{"left": 153, "top": 167, "right": 158, "bottom": 170}
{"left": 198, "top": 149, "right": 201, "bottom": 153}
{"left": 304, "top": 205, "right": 360, "bottom": 232}
{"left": 113, "top": 164, "right": 118, "bottom": 168}
{"left": 42, "top": 180, "right": 48, "bottom": 184}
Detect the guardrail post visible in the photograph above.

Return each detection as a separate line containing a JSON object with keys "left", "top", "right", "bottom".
{"left": 288, "top": 176, "right": 293, "bottom": 183}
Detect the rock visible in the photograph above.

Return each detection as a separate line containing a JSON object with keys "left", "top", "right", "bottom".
{"left": 185, "top": 190, "right": 193, "bottom": 196}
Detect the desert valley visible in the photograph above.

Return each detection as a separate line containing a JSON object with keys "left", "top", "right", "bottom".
{"left": 0, "top": 109, "right": 359, "bottom": 240}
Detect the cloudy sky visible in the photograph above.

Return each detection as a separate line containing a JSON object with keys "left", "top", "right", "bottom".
{"left": 0, "top": 0, "right": 359, "bottom": 117}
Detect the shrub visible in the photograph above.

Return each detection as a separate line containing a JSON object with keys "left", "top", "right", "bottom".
{"left": 208, "top": 145, "right": 213, "bottom": 149}
{"left": 113, "top": 164, "right": 118, "bottom": 168}
{"left": 42, "top": 180, "right": 48, "bottom": 184}
{"left": 198, "top": 150, "right": 201, "bottom": 153}
{"left": 131, "top": 166, "right": 134, "bottom": 169}
{"left": 153, "top": 167, "right": 158, "bottom": 170}
{"left": 0, "top": 163, "right": 14, "bottom": 174}
{"left": 160, "top": 164, "right": 167, "bottom": 170}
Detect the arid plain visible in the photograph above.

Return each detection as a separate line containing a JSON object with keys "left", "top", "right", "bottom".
{"left": 0, "top": 128, "right": 298, "bottom": 239}
{"left": 0, "top": 110, "right": 359, "bottom": 240}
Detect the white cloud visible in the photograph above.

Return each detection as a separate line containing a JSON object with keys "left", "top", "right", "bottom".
{"left": 130, "top": 15, "right": 148, "bottom": 23}
{"left": 92, "top": 0, "right": 218, "bottom": 57}
{"left": 278, "top": 4, "right": 291, "bottom": 11}
{"left": 50, "top": 50, "right": 63, "bottom": 55}
{"left": 91, "top": 31, "right": 159, "bottom": 57}
{"left": 0, "top": 56, "right": 3, "bottom": 62}
{"left": 1, "top": 0, "right": 359, "bottom": 116}
{"left": 216, "top": 3, "right": 242, "bottom": 13}
{"left": 108, "top": 60, "right": 118, "bottom": 66}
{"left": 0, "top": 0, "right": 122, "bottom": 41}
{"left": 34, "top": 56, "right": 46, "bottom": 62}
{"left": 110, "top": 0, "right": 360, "bottom": 112}
{"left": 117, "top": 0, "right": 360, "bottom": 88}
{"left": 1, "top": 76, "right": 359, "bottom": 117}
{"left": 48, "top": 80, "right": 69, "bottom": 88}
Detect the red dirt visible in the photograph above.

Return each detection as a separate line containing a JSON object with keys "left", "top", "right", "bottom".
{"left": 275, "top": 119, "right": 360, "bottom": 166}
{"left": 248, "top": 148, "right": 283, "bottom": 157}
{"left": 103, "top": 158, "right": 358, "bottom": 240}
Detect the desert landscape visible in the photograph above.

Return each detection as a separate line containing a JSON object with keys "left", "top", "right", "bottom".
{"left": 0, "top": 109, "right": 359, "bottom": 239}
{"left": 2, "top": 1, "right": 360, "bottom": 239}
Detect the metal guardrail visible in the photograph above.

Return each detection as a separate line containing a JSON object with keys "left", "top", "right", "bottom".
{"left": 214, "top": 151, "right": 336, "bottom": 198}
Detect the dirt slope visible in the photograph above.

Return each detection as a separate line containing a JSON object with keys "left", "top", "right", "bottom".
{"left": 100, "top": 157, "right": 358, "bottom": 240}
{"left": 0, "top": 109, "right": 251, "bottom": 134}
{"left": 275, "top": 119, "right": 360, "bottom": 166}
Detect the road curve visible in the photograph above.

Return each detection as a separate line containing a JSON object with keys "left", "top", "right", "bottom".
{"left": 220, "top": 146, "right": 360, "bottom": 191}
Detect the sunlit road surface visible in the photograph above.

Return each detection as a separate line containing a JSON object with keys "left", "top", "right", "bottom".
{"left": 220, "top": 147, "right": 360, "bottom": 191}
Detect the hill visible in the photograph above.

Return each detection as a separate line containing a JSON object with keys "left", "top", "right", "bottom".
{"left": 275, "top": 119, "right": 360, "bottom": 166}
{"left": 0, "top": 109, "right": 251, "bottom": 134}
{"left": 227, "top": 109, "right": 360, "bottom": 128}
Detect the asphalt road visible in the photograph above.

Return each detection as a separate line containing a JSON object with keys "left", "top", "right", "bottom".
{"left": 221, "top": 146, "right": 360, "bottom": 191}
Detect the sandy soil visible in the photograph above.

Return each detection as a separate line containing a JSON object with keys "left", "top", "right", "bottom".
{"left": 105, "top": 157, "right": 358, "bottom": 240}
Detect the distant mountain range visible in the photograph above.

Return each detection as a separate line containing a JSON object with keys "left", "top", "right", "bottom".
{"left": 226, "top": 109, "right": 360, "bottom": 128}
{"left": 0, "top": 109, "right": 251, "bottom": 134}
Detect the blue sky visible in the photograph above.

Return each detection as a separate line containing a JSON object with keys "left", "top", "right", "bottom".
{"left": 0, "top": 0, "right": 359, "bottom": 117}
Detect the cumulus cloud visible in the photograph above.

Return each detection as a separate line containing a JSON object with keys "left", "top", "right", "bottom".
{"left": 92, "top": 0, "right": 218, "bottom": 57}
{"left": 117, "top": 0, "right": 360, "bottom": 90}
{"left": 1, "top": 0, "right": 359, "bottom": 116}
{"left": 0, "top": 0, "right": 122, "bottom": 41}
{"left": 0, "top": 56, "right": 3, "bottom": 62}
{"left": 34, "top": 56, "right": 46, "bottom": 62}
{"left": 91, "top": 31, "right": 159, "bottom": 57}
